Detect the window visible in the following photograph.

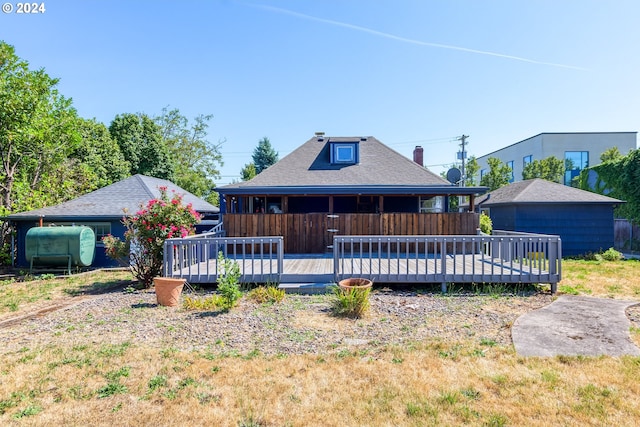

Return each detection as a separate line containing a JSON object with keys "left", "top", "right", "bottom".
{"left": 480, "top": 169, "right": 487, "bottom": 179}
{"left": 44, "top": 222, "right": 111, "bottom": 244}
{"left": 419, "top": 196, "right": 444, "bottom": 213}
{"left": 330, "top": 142, "right": 359, "bottom": 164}
{"left": 506, "top": 161, "right": 514, "bottom": 183}
{"left": 564, "top": 151, "right": 589, "bottom": 185}
{"left": 523, "top": 155, "right": 532, "bottom": 168}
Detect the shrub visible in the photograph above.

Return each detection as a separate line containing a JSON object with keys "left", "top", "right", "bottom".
{"left": 216, "top": 251, "right": 242, "bottom": 309}
{"left": 102, "top": 187, "right": 200, "bottom": 288}
{"left": 330, "top": 285, "right": 371, "bottom": 318}
{"left": 479, "top": 212, "right": 493, "bottom": 234}
{"left": 601, "top": 247, "right": 623, "bottom": 261}
{"left": 247, "top": 285, "right": 285, "bottom": 304}
{"left": 183, "top": 294, "right": 224, "bottom": 310}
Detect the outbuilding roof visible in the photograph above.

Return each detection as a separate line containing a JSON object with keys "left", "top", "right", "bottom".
{"left": 7, "top": 174, "right": 219, "bottom": 221}
{"left": 219, "top": 135, "right": 487, "bottom": 196}
{"left": 478, "top": 179, "right": 624, "bottom": 206}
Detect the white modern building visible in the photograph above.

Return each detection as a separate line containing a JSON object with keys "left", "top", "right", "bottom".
{"left": 476, "top": 132, "right": 637, "bottom": 186}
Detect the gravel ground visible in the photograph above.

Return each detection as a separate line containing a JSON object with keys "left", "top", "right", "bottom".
{"left": 0, "top": 286, "right": 569, "bottom": 356}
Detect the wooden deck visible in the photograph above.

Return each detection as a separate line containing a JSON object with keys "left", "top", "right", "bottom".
{"left": 164, "top": 233, "right": 561, "bottom": 292}
{"left": 175, "top": 253, "right": 549, "bottom": 285}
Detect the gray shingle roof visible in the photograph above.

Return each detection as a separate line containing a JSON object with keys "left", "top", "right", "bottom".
{"left": 220, "top": 136, "right": 450, "bottom": 189}
{"left": 478, "top": 179, "right": 624, "bottom": 206}
{"left": 7, "top": 174, "right": 219, "bottom": 221}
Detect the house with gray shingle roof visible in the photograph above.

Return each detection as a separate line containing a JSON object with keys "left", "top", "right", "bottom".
{"left": 475, "top": 178, "right": 623, "bottom": 256}
{"left": 216, "top": 135, "right": 489, "bottom": 253}
{"left": 217, "top": 135, "right": 487, "bottom": 214}
{"left": 6, "top": 174, "right": 219, "bottom": 268}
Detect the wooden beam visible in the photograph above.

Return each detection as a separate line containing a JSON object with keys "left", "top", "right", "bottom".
{"left": 469, "top": 194, "right": 475, "bottom": 212}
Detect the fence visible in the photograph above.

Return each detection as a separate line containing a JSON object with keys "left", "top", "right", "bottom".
{"left": 614, "top": 219, "right": 640, "bottom": 252}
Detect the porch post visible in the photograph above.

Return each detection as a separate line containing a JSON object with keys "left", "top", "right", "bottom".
{"left": 328, "top": 195, "right": 334, "bottom": 214}
{"left": 469, "top": 194, "right": 475, "bottom": 212}
{"left": 379, "top": 195, "right": 384, "bottom": 213}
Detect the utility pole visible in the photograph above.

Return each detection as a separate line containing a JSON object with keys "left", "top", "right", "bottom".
{"left": 457, "top": 134, "right": 469, "bottom": 187}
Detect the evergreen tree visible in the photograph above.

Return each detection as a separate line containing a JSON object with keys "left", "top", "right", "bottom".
{"left": 252, "top": 137, "right": 278, "bottom": 173}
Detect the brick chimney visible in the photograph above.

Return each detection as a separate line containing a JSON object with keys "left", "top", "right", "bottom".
{"left": 413, "top": 146, "right": 424, "bottom": 167}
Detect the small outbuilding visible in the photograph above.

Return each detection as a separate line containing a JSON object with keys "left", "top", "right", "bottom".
{"left": 476, "top": 179, "right": 624, "bottom": 256}
{"left": 6, "top": 174, "right": 219, "bottom": 268}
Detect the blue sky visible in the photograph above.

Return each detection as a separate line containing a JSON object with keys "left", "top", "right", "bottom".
{"left": 2, "top": 0, "right": 639, "bottom": 184}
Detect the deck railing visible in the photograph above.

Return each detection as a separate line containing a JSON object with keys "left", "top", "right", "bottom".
{"left": 333, "top": 232, "right": 561, "bottom": 292}
{"left": 163, "top": 235, "right": 283, "bottom": 283}
{"left": 163, "top": 231, "right": 561, "bottom": 292}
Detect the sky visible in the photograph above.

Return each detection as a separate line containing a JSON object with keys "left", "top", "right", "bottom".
{"left": 2, "top": 0, "right": 639, "bottom": 185}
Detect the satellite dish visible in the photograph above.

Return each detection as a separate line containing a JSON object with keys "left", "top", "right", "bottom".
{"left": 446, "top": 168, "right": 462, "bottom": 184}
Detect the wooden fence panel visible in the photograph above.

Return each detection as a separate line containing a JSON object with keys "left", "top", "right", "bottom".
{"left": 223, "top": 213, "right": 479, "bottom": 253}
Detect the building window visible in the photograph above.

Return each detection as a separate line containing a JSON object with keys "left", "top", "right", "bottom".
{"left": 506, "top": 161, "right": 514, "bottom": 183}
{"left": 523, "top": 155, "right": 532, "bottom": 168}
{"left": 564, "top": 151, "right": 589, "bottom": 185}
{"left": 419, "top": 196, "right": 444, "bottom": 213}
{"left": 44, "top": 222, "right": 111, "bottom": 244}
{"left": 331, "top": 142, "right": 359, "bottom": 164}
{"left": 480, "top": 169, "right": 487, "bottom": 179}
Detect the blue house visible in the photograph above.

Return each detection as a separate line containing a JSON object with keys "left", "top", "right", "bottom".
{"left": 476, "top": 179, "right": 623, "bottom": 256}
{"left": 6, "top": 174, "right": 219, "bottom": 268}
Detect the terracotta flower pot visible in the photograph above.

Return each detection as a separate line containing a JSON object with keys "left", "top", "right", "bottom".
{"left": 154, "top": 277, "right": 186, "bottom": 307}
{"left": 338, "top": 278, "right": 373, "bottom": 292}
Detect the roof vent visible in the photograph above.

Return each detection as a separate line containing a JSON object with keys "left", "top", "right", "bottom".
{"left": 360, "top": 137, "right": 367, "bottom": 141}
{"left": 315, "top": 131, "right": 325, "bottom": 142}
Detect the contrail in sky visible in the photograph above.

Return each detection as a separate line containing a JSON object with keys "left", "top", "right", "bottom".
{"left": 250, "top": 3, "right": 586, "bottom": 71}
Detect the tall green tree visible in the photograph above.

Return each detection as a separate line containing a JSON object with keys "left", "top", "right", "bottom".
{"left": 521, "top": 156, "right": 564, "bottom": 183}
{"left": 154, "top": 107, "right": 223, "bottom": 204}
{"left": 252, "top": 137, "right": 278, "bottom": 173}
{"left": 480, "top": 157, "right": 512, "bottom": 191}
{"left": 109, "top": 113, "right": 174, "bottom": 180}
{"left": 0, "top": 41, "right": 81, "bottom": 214}
{"left": 240, "top": 163, "right": 257, "bottom": 181}
{"left": 69, "top": 118, "right": 130, "bottom": 192}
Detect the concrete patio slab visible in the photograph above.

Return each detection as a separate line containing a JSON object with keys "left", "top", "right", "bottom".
{"left": 512, "top": 295, "right": 640, "bottom": 357}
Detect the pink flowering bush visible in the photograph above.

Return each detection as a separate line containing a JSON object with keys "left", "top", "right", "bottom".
{"left": 103, "top": 186, "right": 201, "bottom": 288}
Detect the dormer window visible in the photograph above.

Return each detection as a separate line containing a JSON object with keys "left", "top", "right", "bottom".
{"left": 330, "top": 142, "right": 359, "bottom": 165}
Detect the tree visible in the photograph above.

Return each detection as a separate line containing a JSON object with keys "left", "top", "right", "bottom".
{"left": 600, "top": 146, "right": 622, "bottom": 163}
{"left": 69, "top": 118, "right": 130, "bottom": 193}
{"left": 464, "top": 156, "right": 480, "bottom": 186}
{"left": 109, "top": 113, "right": 174, "bottom": 180}
{"left": 480, "top": 157, "right": 511, "bottom": 191}
{"left": 252, "top": 137, "right": 278, "bottom": 173}
{"left": 522, "top": 156, "right": 564, "bottom": 183}
{"left": 240, "top": 163, "right": 257, "bottom": 181}
{"left": 0, "top": 42, "right": 82, "bottom": 214}
{"left": 154, "top": 107, "right": 223, "bottom": 204}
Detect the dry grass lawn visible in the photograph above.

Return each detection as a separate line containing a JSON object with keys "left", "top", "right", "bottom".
{"left": 1, "top": 260, "right": 640, "bottom": 426}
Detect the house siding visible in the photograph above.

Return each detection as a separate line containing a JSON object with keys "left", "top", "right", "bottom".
{"left": 488, "top": 204, "right": 615, "bottom": 256}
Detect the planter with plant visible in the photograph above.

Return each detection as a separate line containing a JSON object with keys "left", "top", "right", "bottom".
{"left": 331, "top": 278, "right": 373, "bottom": 318}
{"left": 102, "top": 186, "right": 201, "bottom": 290}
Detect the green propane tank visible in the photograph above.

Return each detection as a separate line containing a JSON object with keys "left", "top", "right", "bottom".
{"left": 25, "top": 226, "right": 96, "bottom": 270}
